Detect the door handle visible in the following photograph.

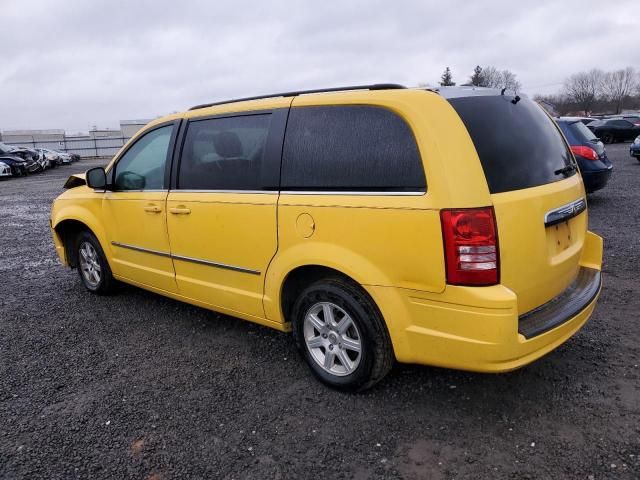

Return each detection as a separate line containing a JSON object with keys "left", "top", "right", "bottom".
{"left": 143, "top": 205, "right": 162, "bottom": 213}
{"left": 169, "top": 207, "right": 191, "bottom": 215}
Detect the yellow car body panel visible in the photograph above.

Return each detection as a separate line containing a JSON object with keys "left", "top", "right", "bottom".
{"left": 166, "top": 191, "right": 278, "bottom": 319}
{"left": 51, "top": 87, "right": 604, "bottom": 374}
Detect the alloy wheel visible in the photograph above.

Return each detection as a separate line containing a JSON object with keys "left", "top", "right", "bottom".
{"left": 79, "top": 241, "right": 101, "bottom": 288}
{"left": 303, "top": 302, "right": 362, "bottom": 376}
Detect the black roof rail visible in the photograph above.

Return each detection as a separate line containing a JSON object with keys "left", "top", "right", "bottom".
{"left": 188, "top": 83, "right": 407, "bottom": 111}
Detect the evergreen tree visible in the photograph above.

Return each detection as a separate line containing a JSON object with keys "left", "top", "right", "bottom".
{"left": 470, "top": 65, "right": 484, "bottom": 86}
{"left": 440, "top": 67, "right": 455, "bottom": 86}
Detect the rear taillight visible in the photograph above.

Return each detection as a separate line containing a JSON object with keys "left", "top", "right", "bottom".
{"left": 570, "top": 145, "right": 599, "bottom": 161}
{"left": 440, "top": 207, "right": 499, "bottom": 286}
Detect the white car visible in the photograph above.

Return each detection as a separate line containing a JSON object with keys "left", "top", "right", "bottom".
{"left": 41, "top": 148, "right": 71, "bottom": 165}
{"left": 0, "top": 161, "right": 12, "bottom": 177}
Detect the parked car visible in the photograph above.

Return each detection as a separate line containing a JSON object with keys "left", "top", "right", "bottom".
{"left": 41, "top": 148, "right": 71, "bottom": 165}
{"left": 587, "top": 118, "right": 640, "bottom": 143}
{"left": 38, "top": 148, "right": 62, "bottom": 166}
{"left": 603, "top": 114, "right": 640, "bottom": 126}
{"left": 559, "top": 116, "right": 597, "bottom": 126}
{"left": 0, "top": 143, "right": 39, "bottom": 173}
{"left": 556, "top": 117, "right": 613, "bottom": 193}
{"left": 630, "top": 135, "right": 640, "bottom": 161}
{"left": 35, "top": 148, "right": 56, "bottom": 168}
{"left": 0, "top": 155, "right": 29, "bottom": 176}
{"left": 50, "top": 84, "right": 603, "bottom": 391}
{"left": 0, "top": 160, "right": 12, "bottom": 178}
{"left": 7, "top": 145, "right": 44, "bottom": 172}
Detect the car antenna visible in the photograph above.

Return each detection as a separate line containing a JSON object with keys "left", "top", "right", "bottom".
{"left": 501, "top": 87, "right": 506, "bottom": 95}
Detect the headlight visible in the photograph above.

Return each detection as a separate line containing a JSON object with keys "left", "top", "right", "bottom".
{"left": 634, "top": 137, "right": 640, "bottom": 145}
{"left": 0, "top": 161, "right": 8, "bottom": 168}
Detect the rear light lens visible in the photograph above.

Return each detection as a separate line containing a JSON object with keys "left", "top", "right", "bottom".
{"left": 440, "top": 207, "right": 499, "bottom": 286}
{"left": 570, "top": 145, "right": 599, "bottom": 161}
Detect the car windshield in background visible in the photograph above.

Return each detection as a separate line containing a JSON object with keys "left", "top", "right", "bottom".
{"left": 448, "top": 95, "right": 573, "bottom": 194}
{"left": 571, "top": 121, "right": 599, "bottom": 141}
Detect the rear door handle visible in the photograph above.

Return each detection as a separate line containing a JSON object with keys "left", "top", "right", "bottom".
{"left": 143, "top": 205, "right": 162, "bottom": 213}
{"left": 169, "top": 207, "right": 191, "bottom": 215}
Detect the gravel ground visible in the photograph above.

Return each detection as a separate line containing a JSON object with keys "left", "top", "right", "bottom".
{"left": 0, "top": 146, "right": 638, "bottom": 480}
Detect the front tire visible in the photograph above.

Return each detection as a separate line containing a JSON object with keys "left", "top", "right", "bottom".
{"left": 75, "top": 231, "right": 116, "bottom": 294}
{"left": 601, "top": 133, "right": 614, "bottom": 144}
{"left": 291, "top": 276, "right": 394, "bottom": 391}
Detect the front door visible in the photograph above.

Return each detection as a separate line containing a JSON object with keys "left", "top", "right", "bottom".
{"left": 166, "top": 108, "right": 287, "bottom": 318}
{"left": 103, "top": 123, "right": 178, "bottom": 293}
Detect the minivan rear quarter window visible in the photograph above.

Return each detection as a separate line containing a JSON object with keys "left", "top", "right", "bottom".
{"left": 449, "top": 96, "right": 573, "bottom": 194}
{"left": 281, "top": 105, "right": 426, "bottom": 192}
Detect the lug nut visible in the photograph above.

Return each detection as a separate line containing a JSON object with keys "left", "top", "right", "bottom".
{"left": 328, "top": 345, "right": 333, "bottom": 350}
{"left": 322, "top": 333, "right": 327, "bottom": 339}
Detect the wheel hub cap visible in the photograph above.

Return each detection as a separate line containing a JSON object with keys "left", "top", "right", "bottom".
{"left": 303, "top": 302, "right": 362, "bottom": 376}
{"left": 79, "top": 241, "right": 101, "bottom": 288}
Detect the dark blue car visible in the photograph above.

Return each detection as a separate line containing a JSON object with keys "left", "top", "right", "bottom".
{"left": 630, "top": 135, "right": 640, "bottom": 161}
{"left": 0, "top": 155, "right": 29, "bottom": 176}
{"left": 556, "top": 118, "right": 613, "bottom": 193}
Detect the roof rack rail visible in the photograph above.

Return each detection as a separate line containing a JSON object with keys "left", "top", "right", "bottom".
{"left": 188, "top": 83, "right": 407, "bottom": 111}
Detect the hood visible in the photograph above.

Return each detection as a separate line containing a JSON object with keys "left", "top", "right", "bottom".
{"left": 63, "top": 173, "right": 86, "bottom": 189}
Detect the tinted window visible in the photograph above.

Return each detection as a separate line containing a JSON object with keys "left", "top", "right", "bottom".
{"left": 610, "top": 120, "right": 632, "bottom": 127}
{"left": 449, "top": 96, "right": 573, "bottom": 194}
{"left": 178, "top": 114, "right": 271, "bottom": 190}
{"left": 114, "top": 125, "right": 173, "bottom": 190}
{"left": 570, "top": 121, "right": 598, "bottom": 142}
{"left": 281, "top": 106, "right": 425, "bottom": 191}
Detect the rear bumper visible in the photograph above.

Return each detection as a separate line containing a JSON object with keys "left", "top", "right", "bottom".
{"left": 582, "top": 168, "right": 612, "bottom": 193}
{"left": 366, "top": 231, "right": 603, "bottom": 372}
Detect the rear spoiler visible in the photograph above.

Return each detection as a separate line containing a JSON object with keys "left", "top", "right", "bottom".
{"left": 63, "top": 173, "right": 86, "bottom": 189}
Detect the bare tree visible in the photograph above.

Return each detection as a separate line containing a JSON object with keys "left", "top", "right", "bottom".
{"left": 500, "top": 70, "right": 522, "bottom": 93}
{"left": 562, "top": 69, "right": 605, "bottom": 115}
{"left": 480, "top": 66, "right": 501, "bottom": 88}
{"left": 601, "top": 67, "right": 637, "bottom": 114}
{"left": 478, "top": 66, "right": 522, "bottom": 92}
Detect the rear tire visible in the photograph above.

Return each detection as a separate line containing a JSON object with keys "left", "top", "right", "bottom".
{"left": 602, "top": 133, "right": 614, "bottom": 144}
{"left": 75, "top": 231, "right": 116, "bottom": 294}
{"left": 291, "top": 276, "right": 394, "bottom": 392}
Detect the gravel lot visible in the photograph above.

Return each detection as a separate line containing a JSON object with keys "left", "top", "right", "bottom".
{"left": 1, "top": 146, "right": 638, "bottom": 480}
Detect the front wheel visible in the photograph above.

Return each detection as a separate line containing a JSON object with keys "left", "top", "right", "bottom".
{"left": 601, "top": 133, "right": 614, "bottom": 144}
{"left": 292, "top": 277, "right": 394, "bottom": 391}
{"left": 75, "top": 231, "right": 116, "bottom": 294}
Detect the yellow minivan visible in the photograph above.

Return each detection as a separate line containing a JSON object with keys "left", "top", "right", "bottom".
{"left": 50, "top": 84, "right": 603, "bottom": 391}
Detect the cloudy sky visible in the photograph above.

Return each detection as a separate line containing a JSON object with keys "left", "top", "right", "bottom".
{"left": 1, "top": 0, "right": 637, "bottom": 132}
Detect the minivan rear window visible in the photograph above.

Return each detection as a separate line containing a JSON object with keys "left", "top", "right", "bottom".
{"left": 448, "top": 96, "right": 574, "bottom": 194}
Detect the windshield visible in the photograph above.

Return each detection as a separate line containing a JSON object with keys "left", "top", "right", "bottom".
{"left": 448, "top": 95, "right": 574, "bottom": 194}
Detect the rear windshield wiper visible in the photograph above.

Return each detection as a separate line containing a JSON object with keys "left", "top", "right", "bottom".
{"left": 554, "top": 164, "right": 577, "bottom": 176}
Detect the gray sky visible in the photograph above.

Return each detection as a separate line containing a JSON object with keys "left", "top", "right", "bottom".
{"left": 1, "top": 0, "right": 637, "bottom": 132}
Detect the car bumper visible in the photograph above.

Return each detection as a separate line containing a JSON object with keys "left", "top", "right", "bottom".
{"left": 366, "top": 231, "right": 603, "bottom": 372}
{"left": 630, "top": 147, "right": 640, "bottom": 158}
{"left": 582, "top": 167, "right": 612, "bottom": 193}
{"left": 50, "top": 225, "right": 68, "bottom": 266}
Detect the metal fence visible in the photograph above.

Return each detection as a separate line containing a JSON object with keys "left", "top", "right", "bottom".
{"left": 7, "top": 136, "right": 129, "bottom": 159}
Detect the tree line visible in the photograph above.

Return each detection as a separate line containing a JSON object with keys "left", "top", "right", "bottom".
{"left": 431, "top": 66, "right": 639, "bottom": 116}
{"left": 534, "top": 67, "right": 639, "bottom": 116}
{"left": 431, "top": 65, "right": 523, "bottom": 92}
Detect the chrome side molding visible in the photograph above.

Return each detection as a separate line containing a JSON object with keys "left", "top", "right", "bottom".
{"left": 111, "top": 241, "right": 260, "bottom": 275}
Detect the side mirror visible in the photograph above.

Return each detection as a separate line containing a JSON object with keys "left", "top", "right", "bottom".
{"left": 86, "top": 167, "right": 107, "bottom": 190}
